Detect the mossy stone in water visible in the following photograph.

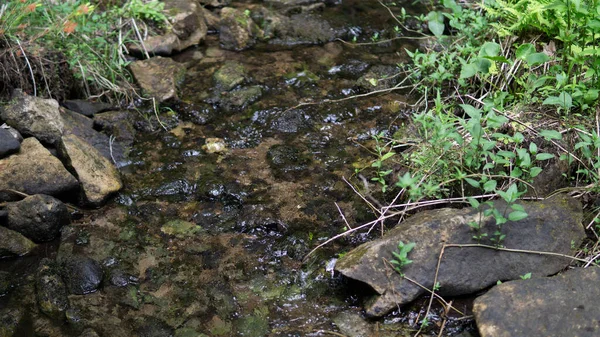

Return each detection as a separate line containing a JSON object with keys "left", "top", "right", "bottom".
{"left": 161, "top": 219, "right": 201, "bottom": 238}
{"left": 213, "top": 61, "right": 246, "bottom": 91}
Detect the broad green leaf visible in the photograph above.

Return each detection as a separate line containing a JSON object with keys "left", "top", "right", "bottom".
{"left": 536, "top": 153, "right": 555, "bottom": 160}
{"left": 427, "top": 11, "right": 445, "bottom": 37}
{"left": 460, "top": 104, "right": 482, "bottom": 119}
{"left": 460, "top": 63, "right": 478, "bottom": 79}
{"left": 539, "top": 129, "right": 562, "bottom": 140}
{"left": 465, "top": 177, "right": 480, "bottom": 188}
{"left": 467, "top": 197, "right": 480, "bottom": 208}
{"left": 475, "top": 57, "right": 492, "bottom": 74}
{"left": 530, "top": 166, "right": 543, "bottom": 177}
{"left": 529, "top": 142, "right": 537, "bottom": 154}
{"left": 483, "top": 179, "right": 497, "bottom": 192}
{"left": 525, "top": 52, "right": 550, "bottom": 67}
{"left": 515, "top": 43, "right": 535, "bottom": 60}
{"left": 510, "top": 167, "right": 523, "bottom": 178}
{"left": 511, "top": 204, "right": 525, "bottom": 212}
{"left": 508, "top": 210, "right": 528, "bottom": 221}
{"left": 381, "top": 152, "right": 395, "bottom": 161}
{"left": 479, "top": 42, "right": 501, "bottom": 58}
{"left": 543, "top": 92, "right": 573, "bottom": 109}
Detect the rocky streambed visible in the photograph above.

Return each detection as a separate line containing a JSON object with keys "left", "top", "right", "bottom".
{"left": 0, "top": 1, "right": 598, "bottom": 337}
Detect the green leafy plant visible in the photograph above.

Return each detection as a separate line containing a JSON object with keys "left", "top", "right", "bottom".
{"left": 390, "top": 241, "right": 416, "bottom": 276}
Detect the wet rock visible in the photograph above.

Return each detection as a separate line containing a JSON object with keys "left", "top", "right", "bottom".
{"left": 333, "top": 312, "right": 374, "bottom": 337}
{"left": 213, "top": 61, "right": 246, "bottom": 91}
{"left": 0, "top": 127, "right": 20, "bottom": 158}
{"left": 266, "top": 144, "right": 310, "bottom": 180}
{"left": 62, "top": 107, "right": 131, "bottom": 165}
{"left": 0, "top": 226, "right": 37, "bottom": 258}
{"left": 129, "top": 0, "right": 207, "bottom": 56}
{"left": 201, "top": 138, "right": 226, "bottom": 154}
{"left": 0, "top": 271, "right": 13, "bottom": 296}
{"left": 129, "top": 56, "right": 186, "bottom": 102}
{"left": 61, "top": 100, "right": 112, "bottom": 117}
{"left": 108, "top": 269, "right": 138, "bottom": 287}
{"left": 356, "top": 65, "right": 402, "bottom": 91}
{"left": 36, "top": 259, "right": 69, "bottom": 320}
{"left": 221, "top": 86, "right": 263, "bottom": 112}
{"left": 57, "top": 134, "right": 122, "bottom": 207}
{"left": 161, "top": 219, "right": 201, "bottom": 238}
{"left": 474, "top": 267, "right": 600, "bottom": 337}
{"left": 0, "top": 306, "right": 24, "bottom": 337}
{"left": 175, "top": 327, "right": 208, "bottom": 337}
{"left": 79, "top": 328, "right": 101, "bottom": 337}
{"left": 219, "top": 7, "right": 262, "bottom": 51}
{"left": 93, "top": 110, "right": 136, "bottom": 144}
{"left": 135, "top": 316, "right": 174, "bottom": 337}
{"left": 270, "top": 13, "right": 339, "bottom": 45}
{"left": 202, "top": 7, "right": 221, "bottom": 33}
{"left": 235, "top": 307, "right": 269, "bottom": 336}
{"left": 269, "top": 109, "right": 311, "bottom": 133}
{"left": 60, "top": 255, "right": 104, "bottom": 295}
{"left": 0, "top": 89, "right": 64, "bottom": 146}
{"left": 200, "top": 0, "right": 230, "bottom": 7}
{"left": 0, "top": 137, "right": 78, "bottom": 196}
{"left": 5, "top": 194, "right": 70, "bottom": 242}
{"left": 335, "top": 194, "right": 585, "bottom": 317}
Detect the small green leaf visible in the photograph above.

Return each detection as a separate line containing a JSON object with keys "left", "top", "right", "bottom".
{"left": 529, "top": 142, "right": 538, "bottom": 154}
{"left": 483, "top": 180, "right": 497, "bottom": 192}
{"left": 535, "top": 153, "right": 555, "bottom": 161}
{"left": 479, "top": 42, "right": 501, "bottom": 57}
{"left": 530, "top": 166, "right": 543, "bottom": 177}
{"left": 427, "top": 11, "right": 445, "bottom": 37}
{"left": 539, "top": 130, "right": 562, "bottom": 140}
{"left": 509, "top": 210, "right": 528, "bottom": 221}
{"left": 467, "top": 197, "right": 480, "bottom": 208}
{"left": 465, "top": 177, "right": 480, "bottom": 188}
{"left": 381, "top": 152, "right": 395, "bottom": 161}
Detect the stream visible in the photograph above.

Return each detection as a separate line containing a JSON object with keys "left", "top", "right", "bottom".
{"left": 0, "top": 1, "right": 478, "bottom": 336}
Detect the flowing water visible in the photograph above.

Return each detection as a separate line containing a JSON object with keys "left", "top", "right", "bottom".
{"left": 1, "top": 1, "right": 478, "bottom": 336}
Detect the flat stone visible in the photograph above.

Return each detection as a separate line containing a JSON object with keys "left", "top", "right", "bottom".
{"left": 0, "top": 226, "right": 37, "bottom": 258}
{"left": 0, "top": 127, "right": 20, "bottom": 158}
{"left": 129, "top": 57, "right": 186, "bottom": 103}
{"left": 61, "top": 100, "right": 113, "bottom": 117}
{"left": 6, "top": 194, "right": 70, "bottom": 242}
{"left": 474, "top": 267, "right": 600, "bottom": 337}
{"left": 57, "top": 134, "right": 122, "bottom": 207}
{"left": 213, "top": 61, "right": 246, "bottom": 91}
{"left": 0, "top": 89, "right": 64, "bottom": 145}
{"left": 335, "top": 194, "right": 585, "bottom": 317}
{"left": 0, "top": 137, "right": 79, "bottom": 196}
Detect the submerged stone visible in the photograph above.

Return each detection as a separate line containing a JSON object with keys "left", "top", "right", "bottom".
{"left": 213, "top": 61, "right": 246, "bottom": 91}
{"left": 129, "top": 57, "right": 186, "bottom": 103}
{"left": 474, "top": 267, "right": 600, "bottom": 337}
{"left": 36, "top": 259, "right": 69, "bottom": 320}
{"left": 266, "top": 144, "right": 310, "bottom": 180}
{"left": 161, "top": 220, "right": 201, "bottom": 238}
{"left": 335, "top": 194, "right": 585, "bottom": 317}
{"left": 0, "top": 226, "right": 37, "bottom": 258}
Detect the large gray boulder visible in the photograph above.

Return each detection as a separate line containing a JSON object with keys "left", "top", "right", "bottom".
{"left": 0, "top": 137, "right": 79, "bottom": 196}
{"left": 129, "top": 57, "right": 185, "bottom": 103}
{"left": 57, "top": 134, "right": 122, "bottom": 207}
{"left": 6, "top": 194, "right": 70, "bottom": 242}
{"left": 474, "top": 267, "right": 600, "bottom": 337}
{"left": 0, "top": 226, "right": 37, "bottom": 258}
{"left": 0, "top": 89, "right": 64, "bottom": 146}
{"left": 335, "top": 194, "right": 585, "bottom": 317}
